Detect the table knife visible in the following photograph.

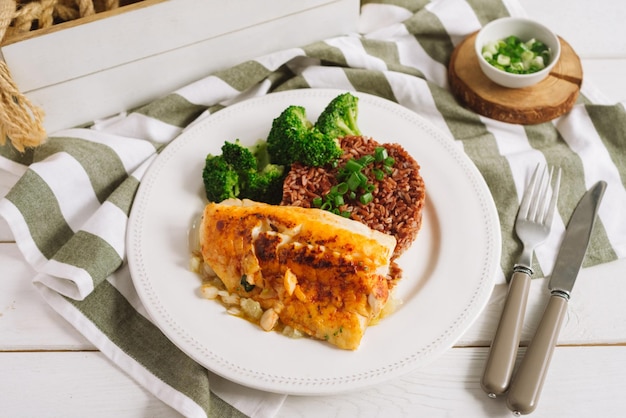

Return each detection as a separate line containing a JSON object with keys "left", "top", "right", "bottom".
{"left": 506, "top": 180, "right": 607, "bottom": 415}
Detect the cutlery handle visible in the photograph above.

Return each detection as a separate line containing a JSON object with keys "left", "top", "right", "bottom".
{"left": 481, "top": 271, "right": 532, "bottom": 397}
{"left": 506, "top": 294, "right": 568, "bottom": 415}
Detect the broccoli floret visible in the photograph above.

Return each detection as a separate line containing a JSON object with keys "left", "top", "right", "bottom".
{"left": 297, "top": 127, "right": 343, "bottom": 167}
{"left": 202, "top": 139, "right": 286, "bottom": 204}
{"left": 240, "top": 164, "right": 286, "bottom": 204}
{"left": 266, "top": 105, "right": 312, "bottom": 166}
{"left": 314, "top": 92, "right": 361, "bottom": 139}
{"left": 221, "top": 139, "right": 257, "bottom": 171}
{"left": 202, "top": 155, "right": 240, "bottom": 202}
{"left": 249, "top": 140, "right": 272, "bottom": 170}
{"left": 266, "top": 104, "right": 343, "bottom": 167}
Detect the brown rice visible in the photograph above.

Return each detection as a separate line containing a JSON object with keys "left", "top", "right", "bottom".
{"left": 280, "top": 135, "right": 425, "bottom": 258}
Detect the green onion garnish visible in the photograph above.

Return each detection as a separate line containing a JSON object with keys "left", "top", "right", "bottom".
{"left": 481, "top": 35, "right": 551, "bottom": 74}
{"left": 346, "top": 172, "right": 361, "bottom": 191}
{"left": 344, "top": 159, "right": 363, "bottom": 173}
{"left": 336, "top": 182, "right": 349, "bottom": 194}
{"left": 359, "top": 192, "right": 373, "bottom": 205}
{"left": 374, "top": 147, "right": 388, "bottom": 162}
{"left": 313, "top": 145, "right": 396, "bottom": 215}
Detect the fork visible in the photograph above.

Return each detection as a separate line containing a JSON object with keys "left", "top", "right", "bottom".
{"left": 481, "top": 164, "right": 561, "bottom": 398}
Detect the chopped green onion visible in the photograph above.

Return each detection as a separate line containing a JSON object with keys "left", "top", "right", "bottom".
{"left": 336, "top": 182, "right": 349, "bottom": 195}
{"left": 521, "top": 50, "right": 534, "bottom": 62}
{"left": 344, "top": 159, "right": 363, "bottom": 173}
{"left": 374, "top": 147, "right": 388, "bottom": 162}
{"left": 510, "top": 61, "right": 525, "bottom": 72}
{"left": 346, "top": 172, "right": 361, "bottom": 191}
{"left": 359, "top": 192, "right": 373, "bottom": 205}
{"left": 357, "top": 154, "right": 375, "bottom": 166}
{"left": 481, "top": 35, "right": 551, "bottom": 75}
{"left": 531, "top": 56, "right": 545, "bottom": 71}
{"left": 497, "top": 54, "right": 511, "bottom": 66}
{"left": 356, "top": 172, "right": 368, "bottom": 188}
{"left": 312, "top": 145, "right": 396, "bottom": 215}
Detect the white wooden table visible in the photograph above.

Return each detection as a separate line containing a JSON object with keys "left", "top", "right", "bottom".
{"left": 2, "top": 1, "right": 625, "bottom": 416}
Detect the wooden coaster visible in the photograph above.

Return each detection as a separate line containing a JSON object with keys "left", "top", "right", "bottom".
{"left": 448, "top": 31, "right": 583, "bottom": 124}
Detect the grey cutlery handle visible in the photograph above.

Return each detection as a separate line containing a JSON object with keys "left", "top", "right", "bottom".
{"left": 481, "top": 271, "right": 531, "bottom": 397}
{"left": 506, "top": 294, "right": 568, "bottom": 415}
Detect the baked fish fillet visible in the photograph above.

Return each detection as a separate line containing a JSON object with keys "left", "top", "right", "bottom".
{"left": 198, "top": 198, "right": 397, "bottom": 350}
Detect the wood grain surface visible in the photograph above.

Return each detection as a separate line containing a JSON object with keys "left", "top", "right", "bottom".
{"left": 448, "top": 32, "right": 583, "bottom": 124}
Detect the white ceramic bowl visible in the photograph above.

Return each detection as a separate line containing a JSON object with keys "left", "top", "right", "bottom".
{"left": 475, "top": 17, "right": 561, "bottom": 88}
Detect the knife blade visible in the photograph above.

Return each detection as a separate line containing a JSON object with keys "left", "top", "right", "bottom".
{"left": 506, "top": 180, "right": 607, "bottom": 415}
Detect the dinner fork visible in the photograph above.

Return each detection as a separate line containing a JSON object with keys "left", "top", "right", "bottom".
{"left": 481, "top": 164, "right": 561, "bottom": 398}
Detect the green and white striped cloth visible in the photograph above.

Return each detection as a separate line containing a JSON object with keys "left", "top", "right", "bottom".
{"left": 1, "top": 0, "right": 625, "bottom": 417}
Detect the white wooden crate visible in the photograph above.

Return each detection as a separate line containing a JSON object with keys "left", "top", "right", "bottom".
{"left": 0, "top": 0, "right": 359, "bottom": 133}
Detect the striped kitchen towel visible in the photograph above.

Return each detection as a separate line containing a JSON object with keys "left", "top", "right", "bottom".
{"left": 1, "top": 0, "right": 625, "bottom": 417}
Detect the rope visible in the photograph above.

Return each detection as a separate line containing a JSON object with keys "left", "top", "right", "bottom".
{"left": 0, "top": 1, "right": 14, "bottom": 47}
{"left": 1, "top": 0, "right": 46, "bottom": 151}
{"left": 0, "top": 0, "right": 122, "bottom": 151}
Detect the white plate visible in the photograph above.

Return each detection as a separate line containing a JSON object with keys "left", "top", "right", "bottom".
{"left": 127, "top": 88, "right": 501, "bottom": 395}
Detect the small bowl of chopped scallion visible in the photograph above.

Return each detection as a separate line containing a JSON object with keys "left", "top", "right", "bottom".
{"left": 475, "top": 17, "right": 561, "bottom": 88}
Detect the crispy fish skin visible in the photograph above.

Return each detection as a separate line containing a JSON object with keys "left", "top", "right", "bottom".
{"left": 199, "top": 198, "right": 397, "bottom": 350}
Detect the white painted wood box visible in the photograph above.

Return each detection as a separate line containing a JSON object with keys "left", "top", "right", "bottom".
{"left": 0, "top": 0, "right": 359, "bottom": 133}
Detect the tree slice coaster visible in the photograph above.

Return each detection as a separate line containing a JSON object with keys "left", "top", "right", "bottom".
{"left": 448, "top": 31, "right": 583, "bottom": 125}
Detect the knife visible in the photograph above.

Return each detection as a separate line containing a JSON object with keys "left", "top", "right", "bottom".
{"left": 506, "top": 180, "right": 607, "bottom": 415}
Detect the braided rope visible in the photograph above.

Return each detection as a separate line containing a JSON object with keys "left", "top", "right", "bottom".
{"left": 1, "top": 0, "right": 46, "bottom": 151}
{"left": 0, "top": 0, "right": 122, "bottom": 151}
{"left": 4, "top": 0, "right": 121, "bottom": 41}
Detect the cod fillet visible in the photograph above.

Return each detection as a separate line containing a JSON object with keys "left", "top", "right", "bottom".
{"left": 198, "top": 198, "right": 397, "bottom": 350}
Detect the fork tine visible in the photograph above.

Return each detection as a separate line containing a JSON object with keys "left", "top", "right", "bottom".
{"left": 531, "top": 166, "right": 549, "bottom": 221}
{"left": 526, "top": 165, "right": 548, "bottom": 222}
{"left": 544, "top": 167, "right": 561, "bottom": 226}
{"left": 519, "top": 164, "right": 541, "bottom": 218}
{"left": 534, "top": 166, "right": 553, "bottom": 222}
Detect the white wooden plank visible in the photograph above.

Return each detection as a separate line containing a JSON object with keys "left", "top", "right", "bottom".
{"left": 0, "top": 351, "right": 182, "bottom": 418}
{"left": 522, "top": 0, "right": 626, "bottom": 58}
{"left": 0, "top": 243, "right": 94, "bottom": 350}
{"left": 458, "top": 258, "right": 626, "bottom": 347}
{"left": 581, "top": 59, "right": 626, "bottom": 103}
{"left": 278, "top": 346, "right": 626, "bottom": 418}
{"left": 521, "top": 0, "right": 626, "bottom": 104}
{"left": 14, "top": 0, "right": 360, "bottom": 133}
{"left": 1, "top": 347, "right": 624, "bottom": 418}
{"left": 2, "top": 0, "right": 340, "bottom": 91}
